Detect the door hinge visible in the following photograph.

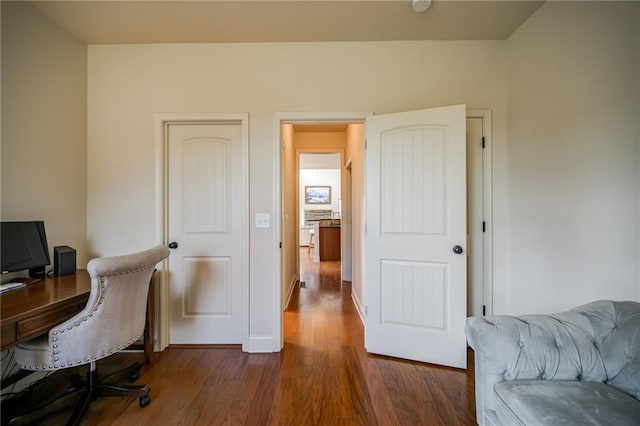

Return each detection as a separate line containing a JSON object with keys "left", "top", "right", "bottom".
{"left": 279, "top": 242, "right": 282, "bottom": 249}
{"left": 365, "top": 305, "right": 368, "bottom": 316}
{"left": 365, "top": 139, "right": 368, "bottom": 150}
{"left": 482, "top": 305, "right": 487, "bottom": 316}
{"left": 482, "top": 137, "right": 486, "bottom": 149}
{"left": 482, "top": 221, "right": 486, "bottom": 233}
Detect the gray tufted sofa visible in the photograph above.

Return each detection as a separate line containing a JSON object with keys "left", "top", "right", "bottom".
{"left": 465, "top": 300, "right": 640, "bottom": 426}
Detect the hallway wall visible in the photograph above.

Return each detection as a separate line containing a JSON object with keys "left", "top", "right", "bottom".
{"left": 345, "top": 124, "right": 366, "bottom": 318}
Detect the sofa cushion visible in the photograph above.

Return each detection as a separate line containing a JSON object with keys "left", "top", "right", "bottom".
{"left": 494, "top": 380, "right": 640, "bottom": 426}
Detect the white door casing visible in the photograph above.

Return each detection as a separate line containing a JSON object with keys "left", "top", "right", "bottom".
{"left": 467, "top": 117, "right": 484, "bottom": 317}
{"left": 466, "top": 110, "right": 493, "bottom": 318}
{"left": 364, "top": 104, "right": 467, "bottom": 368}
{"left": 167, "top": 122, "right": 247, "bottom": 345}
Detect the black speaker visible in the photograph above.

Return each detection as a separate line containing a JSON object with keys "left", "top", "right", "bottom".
{"left": 54, "top": 245, "right": 76, "bottom": 277}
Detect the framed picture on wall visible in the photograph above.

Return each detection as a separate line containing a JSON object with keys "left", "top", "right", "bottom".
{"left": 305, "top": 186, "right": 331, "bottom": 204}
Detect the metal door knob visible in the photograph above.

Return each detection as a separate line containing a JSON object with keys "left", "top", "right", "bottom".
{"left": 452, "top": 245, "right": 463, "bottom": 254}
{"left": 168, "top": 241, "right": 179, "bottom": 249}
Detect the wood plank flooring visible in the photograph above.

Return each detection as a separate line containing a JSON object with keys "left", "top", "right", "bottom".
{"left": 5, "top": 249, "right": 476, "bottom": 425}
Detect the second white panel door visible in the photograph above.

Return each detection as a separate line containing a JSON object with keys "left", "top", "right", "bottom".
{"left": 365, "top": 104, "right": 467, "bottom": 368}
{"left": 168, "top": 123, "right": 245, "bottom": 344}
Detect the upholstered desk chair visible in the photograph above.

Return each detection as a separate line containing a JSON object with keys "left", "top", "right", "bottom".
{"left": 12, "top": 245, "right": 170, "bottom": 426}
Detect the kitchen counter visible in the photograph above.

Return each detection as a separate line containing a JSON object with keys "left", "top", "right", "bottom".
{"left": 318, "top": 221, "right": 341, "bottom": 261}
{"left": 318, "top": 219, "right": 341, "bottom": 228}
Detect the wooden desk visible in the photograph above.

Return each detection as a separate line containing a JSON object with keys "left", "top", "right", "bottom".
{"left": 1, "top": 272, "right": 91, "bottom": 351}
{"left": 1, "top": 271, "right": 154, "bottom": 364}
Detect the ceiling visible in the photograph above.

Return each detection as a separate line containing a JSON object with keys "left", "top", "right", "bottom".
{"left": 30, "top": 0, "right": 545, "bottom": 44}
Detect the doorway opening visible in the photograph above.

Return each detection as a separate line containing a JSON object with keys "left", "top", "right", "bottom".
{"left": 298, "top": 151, "right": 342, "bottom": 267}
{"left": 280, "top": 124, "right": 363, "bottom": 315}
{"left": 274, "top": 109, "right": 492, "bottom": 354}
{"left": 275, "top": 113, "right": 369, "bottom": 351}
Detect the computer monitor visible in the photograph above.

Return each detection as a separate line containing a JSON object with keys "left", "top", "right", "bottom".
{"left": 1, "top": 221, "right": 51, "bottom": 278}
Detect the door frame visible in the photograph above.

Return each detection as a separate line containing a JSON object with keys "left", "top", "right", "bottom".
{"left": 275, "top": 108, "right": 492, "bottom": 351}
{"left": 467, "top": 109, "right": 493, "bottom": 316}
{"left": 273, "top": 111, "right": 371, "bottom": 350}
{"left": 296, "top": 149, "right": 344, "bottom": 267}
{"left": 154, "top": 113, "right": 250, "bottom": 351}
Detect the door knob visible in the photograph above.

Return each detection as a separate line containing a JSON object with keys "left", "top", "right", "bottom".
{"left": 168, "top": 241, "right": 179, "bottom": 249}
{"left": 452, "top": 245, "right": 463, "bottom": 254}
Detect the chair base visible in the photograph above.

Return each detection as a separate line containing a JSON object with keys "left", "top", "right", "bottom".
{"left": 6, "top": 361, "right": 150, "bottom": 426}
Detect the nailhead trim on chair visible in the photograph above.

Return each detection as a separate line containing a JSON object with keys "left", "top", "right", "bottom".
{"left": 102, "top": 264, "right": 156, "bottom": 277}
{"left": 23, "top": 263, "right": 157, "bottom": 371}
{"left": 30, "top": 332, "right": 146, "bottom": 370}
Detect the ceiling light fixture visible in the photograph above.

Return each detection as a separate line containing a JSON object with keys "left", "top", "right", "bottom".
{"left": 412, "top": 0, "right": 432, "bottom": 13}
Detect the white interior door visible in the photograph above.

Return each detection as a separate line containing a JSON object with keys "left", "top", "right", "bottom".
{"left": 168, "top": 123, "right": 246, "bottom": 344}
{"left": 364, "top": 104, "right": 467, "bottom": 368}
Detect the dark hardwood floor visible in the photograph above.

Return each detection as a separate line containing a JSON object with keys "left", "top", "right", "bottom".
{"left": 4, "top": 249, "right": 476, "bottom": 425}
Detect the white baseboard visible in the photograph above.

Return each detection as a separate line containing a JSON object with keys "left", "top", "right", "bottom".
{"left": 283, "top": 273, "right": 297, "bottom": 311}
{"left": 351, "top": 290, "right": 365, "bottom": 326}
{"left": 246, "top": 336, "right": 277, "bottom": 353}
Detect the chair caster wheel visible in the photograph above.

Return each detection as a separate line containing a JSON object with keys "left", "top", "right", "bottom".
{"left": 139, "top": 394, "right": 151, "bottom": 407}
{"left": 129, "top": 369, "right": 140, "bottom": 382}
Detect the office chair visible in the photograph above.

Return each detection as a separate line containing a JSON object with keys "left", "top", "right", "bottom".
{"left": 10, "top": 245, "right": 170, "bottom": 426}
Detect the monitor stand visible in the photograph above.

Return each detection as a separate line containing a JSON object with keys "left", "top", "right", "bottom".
{"left": 28, "top": 266, "right": 46, "bottom": 278}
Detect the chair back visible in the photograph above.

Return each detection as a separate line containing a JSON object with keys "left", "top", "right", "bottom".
{"left": 49, "top": 245, "right": 169, "bottom": 365}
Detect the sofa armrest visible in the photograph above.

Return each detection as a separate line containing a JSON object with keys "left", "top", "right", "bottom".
{"left": 465, "top": 313, "right": 607, "bottom": 425}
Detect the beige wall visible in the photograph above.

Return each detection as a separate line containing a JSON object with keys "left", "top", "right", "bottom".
{"left": 1, "top": 2, "right": 88, "bottom": 267}
{"left": 506, "top": 1, "right": 640, "bottom": 314}
{"left": 87, "top": 40, "right": 507, "bottom": 348}
{"left": 281, "top": 124, "right": 297, "bottom": 309}
{"left": 294, "top": 133, "right": 346, "bottom": 155}
{"left": 345, "top": 124, "right": 365, "bottom": 317}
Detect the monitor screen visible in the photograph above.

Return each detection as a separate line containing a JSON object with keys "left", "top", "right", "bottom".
{"left": 1, "top": 221, "right": 50, "bottom": 277}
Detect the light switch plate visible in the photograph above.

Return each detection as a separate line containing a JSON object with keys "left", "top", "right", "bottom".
{"left": 255, "top": 213, "right": 271, "bottom": 228}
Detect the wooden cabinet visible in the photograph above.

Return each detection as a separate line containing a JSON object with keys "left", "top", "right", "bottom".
{"left": 319, "top": 226, "right": 341, "bottom": 261}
